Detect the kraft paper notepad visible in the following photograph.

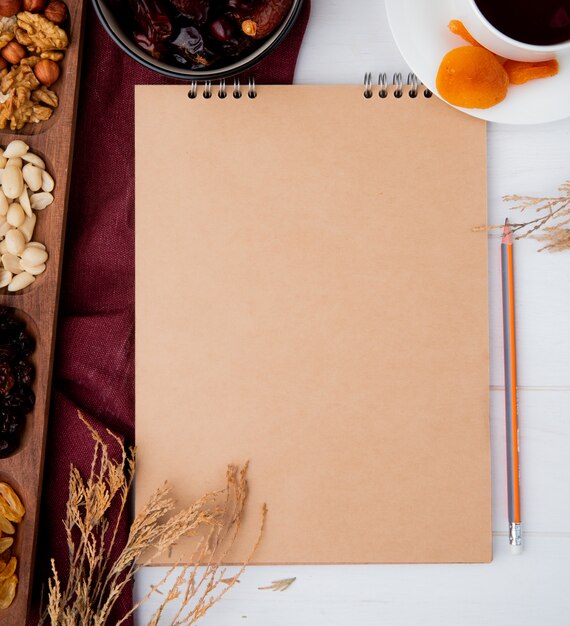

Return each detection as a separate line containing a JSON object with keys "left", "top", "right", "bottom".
{"left": 135, "top": 83, "right": 491, "bottom": 564}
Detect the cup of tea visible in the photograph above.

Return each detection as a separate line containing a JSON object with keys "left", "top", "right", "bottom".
{"left": 454, "top": 0, "right": 570, "bottom": 61}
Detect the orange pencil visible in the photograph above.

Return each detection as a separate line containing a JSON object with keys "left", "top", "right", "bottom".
{"left": 501, "top": 219, "right": 522, "bottom": 553}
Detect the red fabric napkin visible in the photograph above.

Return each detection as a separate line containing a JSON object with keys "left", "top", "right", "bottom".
{"left": 31, "top": 2, "right": 310, "bottom": 623}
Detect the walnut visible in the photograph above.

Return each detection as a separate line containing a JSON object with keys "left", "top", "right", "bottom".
{"left": 15, "top": 11, "right": 68, "bottom": 53}
{"left": 0, "top": 64, "right": 39, "bottom": 92}
{"left": 29, "top": 102, "right": 52, "bottom": 122}
{"left": 0, "top": 32, "right": 14, "bottom": 51}
{"left": 40, "top": 50, "right": 63, "bottom": 61}
{"left": 20, "top": 54, "right": 41, "bottom": 67}
{"left": 0, "top": 16, "right": 16, "bottom": 34}
{"left": 31, "top": 84, "right": 57, "bottom": 106}
{"left": 0, "top": 85, "right": 35, "bottom": 129}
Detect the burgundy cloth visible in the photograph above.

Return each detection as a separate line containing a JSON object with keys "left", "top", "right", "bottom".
{"left": 30, "top": 2, "right": 310, "bottom": 623}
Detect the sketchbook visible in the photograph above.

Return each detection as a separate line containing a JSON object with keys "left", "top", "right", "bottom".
{"left": 135, "top": 76, "right": 491, "bottom": 564}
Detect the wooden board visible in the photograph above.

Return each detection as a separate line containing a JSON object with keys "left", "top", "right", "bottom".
{"left": 0, "top": 1, "right": 85, "bottom": 621}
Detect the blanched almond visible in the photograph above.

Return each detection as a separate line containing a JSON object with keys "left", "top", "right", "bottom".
{"left": 19, "top": 188, "right": 32, "bottom": 218}
{"left": 2, "top": 166, "right": 24, "bottom": 199}
{"left": 41, "top": 170, "right": 55, "bottom": 192}
{"left": 2, "top": 140, "right": 29, "bottom": 159}
{"left": 6, "top": 203, "right": 25, "bottom": 228}
{"left": 21, "top": 152, "right": 45, "bottom": 169}
{"left": 5, "top": 229, "right": 25, "bottom": 255}
{"left": 26, "top": 241, "right": 45, "bottom": 250}
{"left": 30, "top": 192, "right": 53, "bottom": 210}
{"left": 19, "top": 261, "right": 46, "bottom": 275}
{"left": 21, "top": 245, "right": 48, "bottom": 266}
{"left": 1, "top": 253, "right": 23, "bottom": 274}
{"left": 18, "top": 213, "right": 36, "bottom": 242}
{"left": 7, "top": 271, "right": 34, "bottom": 292}
{"left": 0, "top": 191, "right": 8, "bottom": 216}
{"left": 6, "top": 158, "right": 22, "bottom": 169}
{"left": 0, "top": 221, "right": 11, "bottom": 237}
{"left": 22, "top": 163, "right": 43, "bottom": 192}
{"left": 0, "top": 269, "right": 11, "bottom": 288}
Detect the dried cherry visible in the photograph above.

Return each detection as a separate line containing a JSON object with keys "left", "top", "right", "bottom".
{"left": 0, "top": 307, "right": 35, "bottom": 458}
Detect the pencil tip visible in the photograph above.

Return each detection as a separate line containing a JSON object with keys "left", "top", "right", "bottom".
{"left": 502, "top": 219, "right": 512, "bottom": 243}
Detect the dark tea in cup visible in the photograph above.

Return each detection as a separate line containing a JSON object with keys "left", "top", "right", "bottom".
{"left": 474, "top": 0, "right": 570, "bottom": 46}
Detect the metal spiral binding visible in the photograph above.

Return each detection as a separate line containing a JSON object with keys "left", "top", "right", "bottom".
{"left": 363, "top": 72, "right": 432, "bottom": 98}
{"left": 364, "top": 72, "right": 373, "bottom": 98}
{"left": 378, "top": 72, "right": 388, "bottom": 98}
{"left": 187, "top": 78, "right": 257, "bottom": 99}
{"left": 407, "top": 72, "right": 420, "bottom": 98}
{"left": 393, "top": 73, "right": 403, "bottom": 98}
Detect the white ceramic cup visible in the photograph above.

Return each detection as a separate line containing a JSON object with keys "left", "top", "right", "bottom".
{"left": 454, "top": 0, "right": 570, "bottom": 61}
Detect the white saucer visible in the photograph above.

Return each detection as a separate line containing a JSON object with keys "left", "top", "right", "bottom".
{"left": 385, "top": 0, "right": 570, "bottom": 125}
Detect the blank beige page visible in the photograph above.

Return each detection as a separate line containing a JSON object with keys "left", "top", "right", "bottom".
{"left": 135, "top": 84, "right": 490, "bottom": 564}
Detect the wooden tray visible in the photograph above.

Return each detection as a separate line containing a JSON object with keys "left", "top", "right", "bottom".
{"left": 0, "top": 1, "right": 85, "bottom": 621}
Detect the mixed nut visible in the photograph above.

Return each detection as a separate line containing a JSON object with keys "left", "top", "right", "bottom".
{"left": 0, "top": 0, "right": 69, "bottom": 130}
{"left": 0, "top": 140, "right": 54, "bottom": 292}
{"left": 0, "top": 481, "right": 24, "bottom": 611}
{"left": 117, "top": 0, "right": 294, "bottom": 70}
{"left": 0, "top": 305, "right": 35, "bottom": 458}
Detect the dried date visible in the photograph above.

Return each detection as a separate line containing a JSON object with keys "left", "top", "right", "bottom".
{"left": 128, "top": 0, "right": 173, "bottom": 44}
{"left": 241, "top": 0, "right": 293, "bottom": 39}
{"left": 168, "top": 0, "right": 209, "bottom": 23}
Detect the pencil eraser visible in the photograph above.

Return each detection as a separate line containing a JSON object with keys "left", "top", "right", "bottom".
{"left": 510, "top": 544, "right": 523, "bottom": 555}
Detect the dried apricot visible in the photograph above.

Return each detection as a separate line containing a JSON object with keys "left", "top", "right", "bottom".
{"left": 448, "top": 20, "right": 481, "bottom": 47}
{"left": 504, "top": 59, "right": 559, "bottom": 84}
{"left": 436, "top": 46, "right": 509, "bottom": 108}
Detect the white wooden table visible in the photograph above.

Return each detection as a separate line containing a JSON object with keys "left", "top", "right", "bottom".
{"left": 135, "top": 1, "right": 570, "bottom": 623}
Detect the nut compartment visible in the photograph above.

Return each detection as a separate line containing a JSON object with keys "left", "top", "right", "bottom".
{"left": 0, "top": 0, "right": 79, "bottom": 135}
{"left": 0, "top": 142, "right": 58, "bottom": 294}
{"left": 0, "top": 0, "right": 85, "bottom": 621}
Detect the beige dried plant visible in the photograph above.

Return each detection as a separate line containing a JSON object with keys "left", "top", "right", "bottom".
{"left": 476, "top": 180, "right": 570, "bottom": 252}
{"left": 40, "top": 413, "right": 265, "bottom": 626}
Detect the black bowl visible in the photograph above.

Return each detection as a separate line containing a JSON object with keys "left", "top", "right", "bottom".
{"left": 91, "top": 0, "right": 305, "bottom": 81}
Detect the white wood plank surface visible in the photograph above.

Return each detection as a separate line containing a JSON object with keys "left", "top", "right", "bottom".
{"left": 135, "top": 0, "right": 570, "bottom": 622}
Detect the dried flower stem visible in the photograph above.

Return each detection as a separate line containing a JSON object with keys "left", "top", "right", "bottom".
{"left": 475, "top": 180, "right": 570, "bottom": 252}
{"left": 40, "top": 412, "right": 265, "bottom": 626}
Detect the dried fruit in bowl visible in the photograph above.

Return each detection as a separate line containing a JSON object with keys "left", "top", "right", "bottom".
{"left": 120, "top": 0, "right": 295, "bottom": 71}
{"left": 436, "top": 46, "right": 509, "bottom": 109}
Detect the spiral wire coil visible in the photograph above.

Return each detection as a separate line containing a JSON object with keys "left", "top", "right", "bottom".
{"left": 188, "top": 74, "right": 431, "bottom": 100}
{"left": 188, "top": 77, "right": 257, "bottom": 99}
{"left": 366, "top": 72, "right": 432, "bottom": 98}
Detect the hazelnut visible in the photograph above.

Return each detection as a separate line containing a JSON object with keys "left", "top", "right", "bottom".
{"left": 0, "top": 0, "right": 20, "bottom": 17}
{"left": 23, "top": 0, "right": 46, "bottom": 11}
{"left": 44, "top": 0, "right": 67, "bottom": 24}
{"left": 1, "top": 41, "right": 26, "bottom": 65}
{"left": 33, "top": 58, "right": 60, "bottom": 86}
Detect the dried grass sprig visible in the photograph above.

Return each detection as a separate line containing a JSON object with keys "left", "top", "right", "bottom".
{"left": 475, "top": 180, "right": 570, "bottom": 252}
{"left": 40, "top": 412, "right": 265, "bottom": 626}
